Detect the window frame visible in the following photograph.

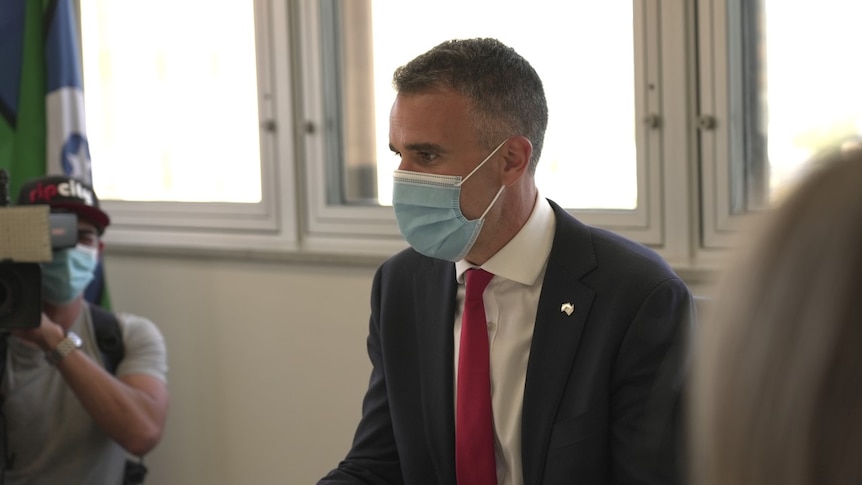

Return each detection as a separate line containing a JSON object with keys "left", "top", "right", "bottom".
{"left": 94, "top": 0, "right": 301, "bottom": 253}
{"left": 296, "top": 1, "right": 670, "bottom": 247}
{"left": 696, "top": 0, "right": 764, "bottom": 251}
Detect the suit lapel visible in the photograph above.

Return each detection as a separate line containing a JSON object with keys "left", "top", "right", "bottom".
{"left": 522, "top": 202, "right": 598, "bottom": 485}
{"left": 414, "top": 258, "right": 458, "bottom": 484}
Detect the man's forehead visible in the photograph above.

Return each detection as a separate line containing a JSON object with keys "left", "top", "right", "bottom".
{"left": 389, "top": 91, "right": 476, "bottom": 147}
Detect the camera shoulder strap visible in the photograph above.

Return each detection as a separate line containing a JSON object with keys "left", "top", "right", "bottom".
{"left": 0, "top": 332, "right": 8, "bottom": 394}
{"left": 88, "top": 306, "right": 149, "bottom": 483}
{"left": 88, "top": 304, "right": 125, "bottom": 375}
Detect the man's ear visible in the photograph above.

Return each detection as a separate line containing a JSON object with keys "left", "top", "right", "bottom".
{"left": 501, "top": 136, "right": 533, "bottom": 186}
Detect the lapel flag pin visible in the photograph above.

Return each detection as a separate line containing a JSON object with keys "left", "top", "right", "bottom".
{"left": 560, "top": 302, "right": 575, "bottom": 316}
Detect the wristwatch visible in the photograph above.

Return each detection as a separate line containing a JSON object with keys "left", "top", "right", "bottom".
{"left": 45, "top": 331, "right": 83, "bottom": 366}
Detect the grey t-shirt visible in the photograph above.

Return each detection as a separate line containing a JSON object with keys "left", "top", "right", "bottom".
{"left": 1, "top": 304, "right": 168, "bottom": 485}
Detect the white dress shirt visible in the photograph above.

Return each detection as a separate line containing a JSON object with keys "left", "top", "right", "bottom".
{"left": 454, "top": 194, "right": 556, "bottom": 485}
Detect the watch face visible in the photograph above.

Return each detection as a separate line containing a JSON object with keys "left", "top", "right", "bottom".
{"left": 66, "top": 331, "right": 83, "bottom": 348}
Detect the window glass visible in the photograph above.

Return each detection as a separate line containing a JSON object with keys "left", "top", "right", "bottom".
{"left": 80, "top": 0, "right": 261, "bottom": 203}
{"left": 760, "top": 0, "right": 862, "bottom": 203}
{"left": 327, "top": 0, "right": 637, "bottom": 210}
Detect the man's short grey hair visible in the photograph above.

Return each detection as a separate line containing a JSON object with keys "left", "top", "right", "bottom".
{"left": 393, "top": 38, "right": 549, "bottom": 174}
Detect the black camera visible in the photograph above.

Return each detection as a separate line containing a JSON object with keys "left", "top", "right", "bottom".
{"left": 0, "top": 171, "right": 78, "bottom": 330}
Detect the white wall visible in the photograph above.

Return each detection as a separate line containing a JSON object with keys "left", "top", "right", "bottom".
{"left": 104, "top": 251, "right": 378, "bottom": 484}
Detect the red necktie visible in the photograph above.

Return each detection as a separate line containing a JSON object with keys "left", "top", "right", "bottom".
{"left": 456, "top": 268, "right": 497, "bottom": 485}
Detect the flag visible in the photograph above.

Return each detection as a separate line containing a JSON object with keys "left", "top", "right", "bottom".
{"left": 0, "top": 0, "right": 46, "bottom": 199}
{"left": 0, "top": 0, "right": 111, "bottom": 309}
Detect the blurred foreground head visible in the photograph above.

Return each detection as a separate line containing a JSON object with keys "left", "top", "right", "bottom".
{"left": 691, "top": 142, "right": 862, "bottom": 485}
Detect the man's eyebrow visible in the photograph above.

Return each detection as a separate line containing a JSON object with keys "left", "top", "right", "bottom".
{"left": 394, "top": 142, "right": 448, "bottom": 154}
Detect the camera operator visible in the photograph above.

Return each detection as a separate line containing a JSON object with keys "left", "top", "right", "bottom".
{"left": 0, "top": 175, "right": 168, "bottom": 484}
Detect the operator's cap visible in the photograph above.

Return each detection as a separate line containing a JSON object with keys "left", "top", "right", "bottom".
{"left": 16, "top": 175, "right": 111, "bottom": 234}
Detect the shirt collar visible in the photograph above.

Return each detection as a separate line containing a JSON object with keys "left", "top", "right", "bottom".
{"left": 456, "top": 193, "right": 556, "bottom": 285}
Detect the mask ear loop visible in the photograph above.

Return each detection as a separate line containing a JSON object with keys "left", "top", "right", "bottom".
{"left": 478, "top": 185, "right": 506, "bottom": 220}
{"left": 457, "top": 139, "right": 509, "bottom": 187}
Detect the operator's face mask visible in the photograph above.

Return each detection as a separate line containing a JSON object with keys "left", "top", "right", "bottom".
{"left": 392, "top": 139, "right": 507, "bottom": 262}
{"left": 41, "top": 244, "right": 99, "bottom": 304}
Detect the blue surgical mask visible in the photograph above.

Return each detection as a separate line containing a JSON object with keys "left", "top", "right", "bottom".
{"left": 41, "top": 244, "right": 99, "bottom": 304}
{"left": 392, "top": 140, "right": 507, "bottom": 262}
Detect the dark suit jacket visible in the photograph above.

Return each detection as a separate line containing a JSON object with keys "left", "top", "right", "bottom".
{"left": 320, "top": 200, "right": 695, "bottom": 485}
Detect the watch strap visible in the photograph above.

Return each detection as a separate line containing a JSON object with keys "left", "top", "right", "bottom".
{"left": 45, "top": 331, "right": 82, "bottom": 366}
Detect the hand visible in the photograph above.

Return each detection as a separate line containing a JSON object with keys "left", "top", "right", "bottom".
{"left": 11, "top": 313, "right": 66, "bottom": 351}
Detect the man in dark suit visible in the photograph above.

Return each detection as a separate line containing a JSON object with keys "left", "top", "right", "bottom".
{"left": 319, "top": 37, "right": 694, "bottom": 485}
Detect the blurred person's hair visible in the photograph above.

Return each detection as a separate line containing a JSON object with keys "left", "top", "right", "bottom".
{"left": 691, "top": 142, "right": 862, "bottom": 485}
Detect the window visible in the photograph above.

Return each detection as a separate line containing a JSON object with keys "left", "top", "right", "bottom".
{"left": 77, "top": 1, "right": 862, "bottom": 272}
{"left": 698, "top": 0, "right": 862, "bottom": 248}
{"left": 80, "top": 0, "right": 299, "bottom": 251}
{"left": 81, "top": 0, "right": 262, "bottom": 204}
{"left": 301, "top": 0, "right": 666, "bottom": 246}
{"left": 324, "top": 0, "right": 639, "bottom": 211}
{"left": 762, "top": 0, "right": 862, "bottom": 198}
